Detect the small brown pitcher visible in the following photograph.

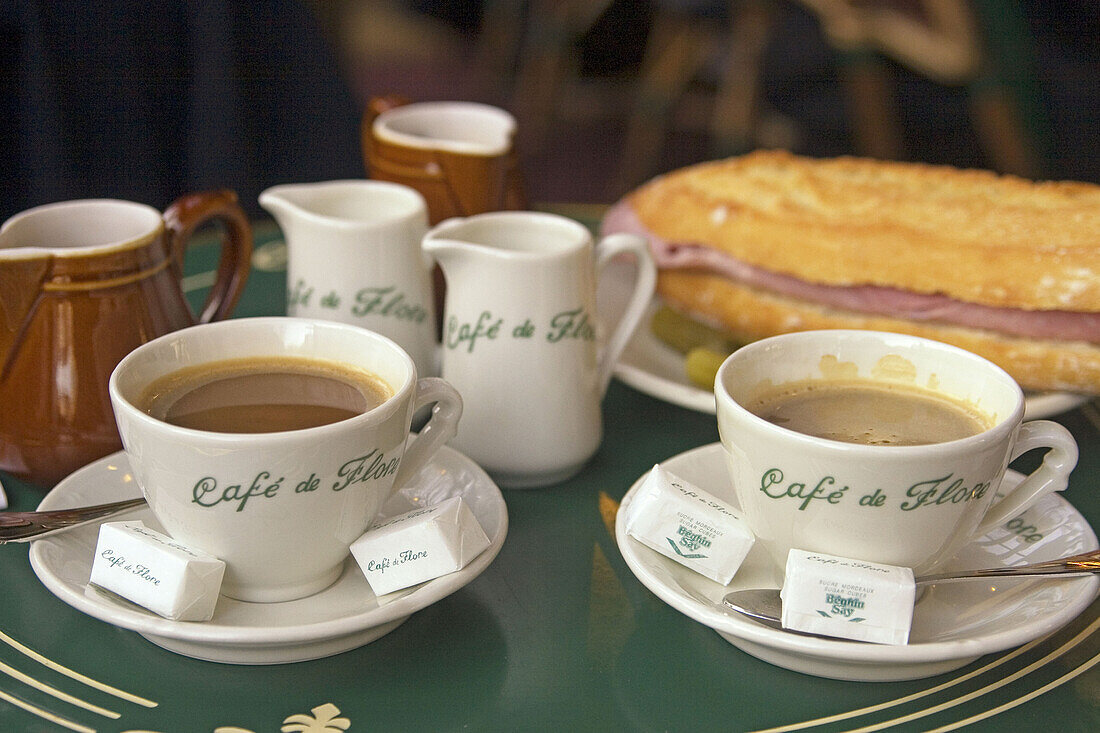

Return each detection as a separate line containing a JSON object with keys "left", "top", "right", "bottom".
{"left": 362, "top": 95, "right": 527, "bottom": 224}
{"left": 362, "top": 96, "right": 527, "bottom": 327}
{"left": 0, "top": 190, "right": 252, "bottom": 487}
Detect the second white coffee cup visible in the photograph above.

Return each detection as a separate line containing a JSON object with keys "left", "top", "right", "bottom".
{"left": 715, "top": 330, "right": 1078, "bottom": 575}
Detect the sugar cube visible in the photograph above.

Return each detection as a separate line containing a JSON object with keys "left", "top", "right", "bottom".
{"left": 625, "top": 464, "right": 755, "bottom": 584}
{"left": 780, "top": 549, "right": 916, "bottom": 644}
{"left": 350, "top": 496, "right": 490, "bottom": 596}
{"left": 89, "top": 521, "right": 225, "bottom": 621}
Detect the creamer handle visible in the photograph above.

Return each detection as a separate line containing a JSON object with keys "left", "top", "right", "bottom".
{"left": 593, "top": 233, "right": 656, "bottom": 398}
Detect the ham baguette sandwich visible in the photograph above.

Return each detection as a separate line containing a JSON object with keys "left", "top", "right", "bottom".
{"left": 601, "top": 150, "right": 1100, "bottom": 394}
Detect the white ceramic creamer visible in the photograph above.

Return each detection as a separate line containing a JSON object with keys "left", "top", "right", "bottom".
{"left": 423, "top": 211, "right": 655, "bottom": 488}
{"left": 259, "top": 180, "right": 438, "bottom": 377}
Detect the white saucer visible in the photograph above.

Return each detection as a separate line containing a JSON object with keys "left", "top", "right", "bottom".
{"left": 615, "top": 443, "right": 1099, "bottom": 681}
{"left": 597, "top": 260, "right": 1089, "bottom": 419}
{"left": 29, "top": 448, "right": 508, "bottom": 665}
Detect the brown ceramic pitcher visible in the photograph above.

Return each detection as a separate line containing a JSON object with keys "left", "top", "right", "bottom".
{"left": 0, "top": 190, "right": 252, "bottom": 487}
{"left": 363, "top": 96, "right": 527, "bottom": 328}
{"left": 362, "top": 95, "right": 527, "bottom": 224}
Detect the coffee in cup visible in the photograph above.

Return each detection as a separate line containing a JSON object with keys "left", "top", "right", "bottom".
{"left": 138, "top": 357, "right": 392, "bottom": 433}
{"left": 109, "top": 318, "right": 462, "bottom": 602}
{"left": 746, "top": 378, "right": 994, "bottom": 446}
{"left": 715, "top": 330, "right": 1078, "bottom": 576}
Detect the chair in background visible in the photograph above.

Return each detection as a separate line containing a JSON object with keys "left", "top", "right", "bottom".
{"left": 502, "top": 0, "right": 623, "bottom": 157}
{"left": 503, "top": 0, "right": 780, "bottom": 195}
{"left": 801, "top": 0, "right": 1049, "bottom": 178}
{"left": 617, "top": 0, "right": 1050, "bottom": 188}
{"left": 613, "top": 0, "right": 776, "bottom": 192}
{"left": 503, "top": 0, "right": 1052, "bottom": 199}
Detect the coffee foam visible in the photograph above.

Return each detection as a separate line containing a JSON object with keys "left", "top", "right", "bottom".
{"left": 140, "top": 356, "right": 393, "bottom": 424}
{"left": 746, "top": 378, "right": 995, "bottom": 446}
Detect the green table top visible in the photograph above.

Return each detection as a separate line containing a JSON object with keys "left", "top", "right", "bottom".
{"left": 2, "top": 220, "right": 1099, "bottom": 732}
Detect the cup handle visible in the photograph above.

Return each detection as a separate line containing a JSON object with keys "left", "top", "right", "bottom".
{"left": 594, "top": 233, "right": 657, "bottom": 397}
{"left": 163, "top": 190, "right": 253, "bottom": 323}
{"left": 976, "top": 420, "right": 1079, "bottom": 534}
{"left": 392, "top": 378, "right": 463, "bottom": 489}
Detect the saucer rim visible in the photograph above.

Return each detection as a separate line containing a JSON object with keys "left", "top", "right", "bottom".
{"left": 615, "top": 442, "right": 1100, "bottom": 666}
{"left": 28, "top": 447, "right": 508, "bottom": 647}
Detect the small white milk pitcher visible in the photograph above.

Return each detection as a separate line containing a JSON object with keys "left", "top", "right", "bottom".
{"left": 259, "top": 180, "right": 437, "bottom": 377}
{"left": 423, "top": 211, "right": 656, "bottom": 488}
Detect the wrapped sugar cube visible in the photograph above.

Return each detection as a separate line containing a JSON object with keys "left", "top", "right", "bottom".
{"left": 89, "top": 521, "right": 225, "bottom": 621}
{"left": 350, "top": 496, "right": 490, "bottom": 596}
{"left": 780, "top": 549, "right": 916, "bottom": 644}
{"left": 625, "top": 464, "right": 755, "bottom": 584}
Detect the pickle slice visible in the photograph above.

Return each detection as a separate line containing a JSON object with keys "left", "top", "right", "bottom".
{"left": 685, "top": 346, "right": 733, "bottom": 390}
{"left": 650, "top": 304, "right": 732, "bottom": 354}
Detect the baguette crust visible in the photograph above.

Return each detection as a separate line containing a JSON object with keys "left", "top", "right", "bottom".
{"left": 628, "top": 151, "right": 1100, "bottom": 311}
{"left": 659, "top": 270, "right": 1100, "bottom": 394}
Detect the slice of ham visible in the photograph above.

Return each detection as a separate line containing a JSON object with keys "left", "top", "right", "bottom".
{"left": 601, "top": 200, "right": 1099, "bottom": 344}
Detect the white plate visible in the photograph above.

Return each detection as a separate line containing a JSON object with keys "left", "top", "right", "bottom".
{"left": 597, "top": 260, "right": 1090, "bottom": 419}
{"left": 29, "top": 448, "right": 508, "bottom": 665}
{"left": 615, "top": 443, "right": 1099, "bottom": 681}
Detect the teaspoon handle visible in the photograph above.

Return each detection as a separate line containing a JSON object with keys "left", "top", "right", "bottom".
{"left": 0, "top": 497, "right": 148, "bottom": 543}
{"left": 915, "top": 549, "right": 1100, "bottom": 585}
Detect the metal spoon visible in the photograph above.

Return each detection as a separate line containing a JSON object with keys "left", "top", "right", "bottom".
{"left": 723, "top": 549, "right": 1100, "bottom": 630}
{"left": 0, "top": 497, "right": 148, "bottom": 543}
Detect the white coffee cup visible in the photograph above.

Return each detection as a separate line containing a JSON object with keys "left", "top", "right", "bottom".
{"left": 109, "top": 317, "right": 462, "bottom": 602}
{"left": 715, "top": 330, "right": 1078, "bottom": 575}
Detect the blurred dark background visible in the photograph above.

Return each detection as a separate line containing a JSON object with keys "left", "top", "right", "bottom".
{"left": 2, "top": 0, "right": 1097, "bottom": 222}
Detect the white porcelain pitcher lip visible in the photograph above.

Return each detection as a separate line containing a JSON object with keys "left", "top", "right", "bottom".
{"left": 0, "top": 199, "right": 164, "bottom": 259}
{"left": 258, "top": 179, "right": 428, "bottom": 231}
{"left": 373, "top": 101, "right": 516, "bottom": 156}
{"left": 423, "top": 211, "right": 592, "bottom": 261}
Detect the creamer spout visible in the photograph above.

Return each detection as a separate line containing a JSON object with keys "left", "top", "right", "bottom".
{"left": 257, "top": 185, "right": 308, "bottom": 227}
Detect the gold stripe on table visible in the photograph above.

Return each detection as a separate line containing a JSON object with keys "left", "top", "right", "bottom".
{"left": 927, "top": 647, "right": 1100, "bottom": 732}
{"left": 849, "top": 613, "right": 1100, "bottom": 732}
{"left": 1, "top": 627, "right": 159, "bottom": 732}
{"left": 0, "top": 688, "right": 95, "bottom": 733}
{"left": 1, "top": 629, "right": 155, "bottom": 707}
{"left": 1, "top": 657, "right": 119, "bottom": 719}
{"left": 749, "top": 635, "right": 1047, "bottom": 733}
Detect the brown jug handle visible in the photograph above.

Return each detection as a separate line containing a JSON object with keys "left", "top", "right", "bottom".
{"left": 361, "top": 94, "right": 411, "bottom": 172}
{"left": 163, "top": 190, "right": 253, "bottom": 323}
{"left": 504, "top": 149, "right": 529, "bottom": 211}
